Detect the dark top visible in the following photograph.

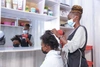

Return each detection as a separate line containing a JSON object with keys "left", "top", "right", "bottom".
{"left": 67, "top": 25, "right": 88, "bottom": 67}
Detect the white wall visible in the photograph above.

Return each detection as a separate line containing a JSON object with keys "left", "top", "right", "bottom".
{"left": 65, "top": 0, "right": 100, "bottom": 67}
{"left": 93, "top": 0, "right": 100, "bottom": 67}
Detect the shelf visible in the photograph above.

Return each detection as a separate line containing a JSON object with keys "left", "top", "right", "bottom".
{"left": 1, "top": 24, "right": 25, "bottom": 28}
{"left": 60, "top": 3, "right": 70, "bottom": 11}
{"left": 28, "top": 0, "right": 42, "bottom": 3}
{"left": 60, "top": 26, "right": 74, "bottom": 30}
{"left": 60, "top": 16, "right": 68, "bottom": 21}
{"left": 1, "top": 24, "right": 17, "bottom": 28}
{"left": 45, "top": 0, "right": 58, "bottom": 7}
{"left": 1, "top": 7, "right": 57, "bottom": 21}
{"left": 0, "top": 47, "right": 41, "bottom": 52}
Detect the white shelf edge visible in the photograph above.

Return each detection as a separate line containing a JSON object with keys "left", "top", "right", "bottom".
{"left": 45, "top": 0, "right": 59, "bottom": 6}
{"left": 60, "top": 16, "right": 68, "bottom": 21}
{"left": 60, "top": 26, "right": 74, "bottom": 30}
{"left": 1, "top": 7, "right": 57, "bottom": 21}
{"left": 60, "top": 3, "right": 70, "bottom": 11}
{"left": 1, "top": 24, "right": 18, "bottom": 27}
{"left": 0, "top": 47, "right": 41, "bottom": 53}
{"left": 1, "top": 24, "right": 29, "bottom": 28}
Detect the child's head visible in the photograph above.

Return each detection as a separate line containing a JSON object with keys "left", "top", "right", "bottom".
{"left": 24, "top": 24, "right": 30, "bottom": 31}
{"left": 11, "top": 36, "right": 21, "bottom": 45}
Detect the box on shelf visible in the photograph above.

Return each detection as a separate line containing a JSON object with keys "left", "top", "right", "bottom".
{"left": 18, "top": 20, "right": 30, "bottom": 27}
{"left": 1, "top": 17, "right": 16, "bottom": 26}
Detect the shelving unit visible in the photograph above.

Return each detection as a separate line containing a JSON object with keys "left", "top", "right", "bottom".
{"left": 60, "top": 3, "right": 71, "bottom": 31}
{"left": 1, "top": 7, "right": 57, "bottom": 21}
{"left": 0, "top": 47, "right": 41, "bottom": 52}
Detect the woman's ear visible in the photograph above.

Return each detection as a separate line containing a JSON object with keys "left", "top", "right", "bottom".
{"left": 73, "top": 16, "right": 78, "bottom": 21}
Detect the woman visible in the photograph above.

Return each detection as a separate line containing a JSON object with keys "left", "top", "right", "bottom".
{"left": 52, "top": 5, "right": 88, "bottom": 67}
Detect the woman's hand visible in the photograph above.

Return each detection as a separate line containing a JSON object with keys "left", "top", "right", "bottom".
{"left": 51, "top": 28, "right": 67, "bottom": 46}
{"left": 51, "top": 29, "right": 61, "bottom": 38}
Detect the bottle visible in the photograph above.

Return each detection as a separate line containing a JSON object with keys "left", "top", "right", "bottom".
{"left": 18, "top": 0, "right": 23, "bottom": 10}
{"left": 44, "top": 9, "right": 48, "bottom": 15}
{"left": 12, "top": 0, "right": 18, "bottom": 10}
{"left": 31, "top": 7, "right": 36, "bottom": 13}
{"left": 48, "top": 10, "right": 53, "bottom": 16}
{"left": 25, "top": 6, "right": 29, "bottom": 12}
{"left": 6, "top": 0, "right": 12, "bottom": 8}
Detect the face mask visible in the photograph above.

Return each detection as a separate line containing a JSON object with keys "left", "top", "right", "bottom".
{"left": 41, "top": 48, "right": 48, "bottom": 54}
{"left": 67, "top": 19, "right": 75, "bottom": 27}
{"left": 23, "top": 30, "right": 28, "bottom": 34}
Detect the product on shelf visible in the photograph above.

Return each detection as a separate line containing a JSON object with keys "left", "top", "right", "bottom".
{"left": 44, "top": 9, "right": 48, "bottom": 15}
{"left": 44, "top": 6, "right": 48, "bottom": 15}
{"left": 6, "top": 0, "right": 12, "bottom": 8}
{"left": 17, "top": 0, "right": 23, "bottom": 10}
{"left": 31, "top": 7, "right": 36, "bottom": 13}
{"left": 1, "top": 17, "right": 16, "bottom": 26}
{"left": 35, "top": 8, "right": 39, "bottom": 13}
{"left": 48, "top": 10, "right": 53, "bottom": 16}
{"left": 1, "top": 0, "right": 6, "bottom": 7}
{"left": 4, "top": 22, "right": 11, "bottom": 25}
{"left": 44, "top": 6, "right": 53, "bottom": 16}
{"left": 25, "top": 6, "right": 30, "bottom": 12}
{"left": 11, "top": 22, "right": 15, "bottom": 26}
{"left": 12, "top": 0, "right": 18, "bottom": 9}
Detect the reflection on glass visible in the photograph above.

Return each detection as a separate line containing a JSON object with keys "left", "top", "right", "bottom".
{"left": 11, "top": 24, "right": 33, "bottom": 47}
{"left": 0, "top": 17, "right": 34, "bottom": 48}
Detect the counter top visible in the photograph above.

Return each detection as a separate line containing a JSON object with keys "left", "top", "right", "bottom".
{"left": 0, "top": 47, "right": 41, "bottom": 52}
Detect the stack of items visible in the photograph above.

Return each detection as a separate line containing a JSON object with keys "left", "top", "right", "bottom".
{"left": 44, "top": 6, "right": 53, "bottom": 16}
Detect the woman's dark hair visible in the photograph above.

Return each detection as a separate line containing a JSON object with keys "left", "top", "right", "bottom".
{"left": 40, "top": 30, "right": 59, "bottom": 50}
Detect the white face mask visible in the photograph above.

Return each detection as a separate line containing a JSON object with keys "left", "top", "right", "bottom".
{"left": 23, "top": 30, "right": 28, "bottom": 34}
{"left": 67, "top": 19, "right": 75, "bottom": 27}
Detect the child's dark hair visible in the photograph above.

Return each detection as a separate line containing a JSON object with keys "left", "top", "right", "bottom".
{"left": 11, "top": 35, "right": 21, "bottom": 43}
{"left": 25, "top": 24, "right": 30, "bottom": 28}
{"left": 40, "top": 30, "right": 59, "bottom": 50}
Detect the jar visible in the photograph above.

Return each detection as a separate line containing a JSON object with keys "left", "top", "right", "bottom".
{"left": 48, "top": 11, "right": 53, "bottom": 16}
{"left": 44, "top": 9, "right": 48, "bottom": 15}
